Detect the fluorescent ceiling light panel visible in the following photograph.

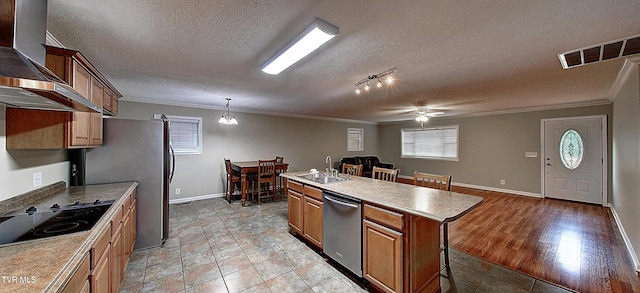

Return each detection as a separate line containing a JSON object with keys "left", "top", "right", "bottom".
{"left": 262, "top": 18, "right": 339, "bottom": 75}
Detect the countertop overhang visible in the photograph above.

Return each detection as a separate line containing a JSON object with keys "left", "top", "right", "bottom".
{"left": 282, "top": 171, "right": 482, "bottom": 223}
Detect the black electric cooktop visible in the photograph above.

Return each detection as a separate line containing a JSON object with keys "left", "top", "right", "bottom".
{"left": 0, "top": 199, "right": 115, "bottom": 246}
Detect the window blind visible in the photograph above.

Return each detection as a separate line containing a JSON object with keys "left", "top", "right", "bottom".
{"left": 401, "top": 126, "right": 458, "bottom": 160}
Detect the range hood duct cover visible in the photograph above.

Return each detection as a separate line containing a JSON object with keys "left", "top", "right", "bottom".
{"left": 0, "top": 0, "right": 101, "bottom": 112}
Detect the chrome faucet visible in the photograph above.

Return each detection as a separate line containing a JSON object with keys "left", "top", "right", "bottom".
{"left": 325, "top": 155, "right": 338, "bottom": 176}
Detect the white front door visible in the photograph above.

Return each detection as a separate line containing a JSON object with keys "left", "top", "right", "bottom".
{"left": 543, "top": 116, "right": 605, "bottom": 204}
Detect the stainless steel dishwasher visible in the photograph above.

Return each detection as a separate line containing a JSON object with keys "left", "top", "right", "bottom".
{"left": 323, "top": 190, "right": 363, "bottom": 277}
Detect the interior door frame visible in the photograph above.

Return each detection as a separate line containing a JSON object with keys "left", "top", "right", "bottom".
{"left": 540, "top": 115, "right": 608, "bottom": 206}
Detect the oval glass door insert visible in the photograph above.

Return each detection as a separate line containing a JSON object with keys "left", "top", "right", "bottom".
{"left": 559, "top": 129, "right": 584, "bottom": 170}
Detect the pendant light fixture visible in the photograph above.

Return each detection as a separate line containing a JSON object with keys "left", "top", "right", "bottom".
{"left": 218, "top": 98, "right": 238, "bottom": 125}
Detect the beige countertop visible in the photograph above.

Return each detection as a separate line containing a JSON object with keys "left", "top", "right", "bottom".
{"left": 0, "top": 182, "right": 138, "bottom": 293}
{"left": 282, "top": 171, "right": 482, "bottom": 222}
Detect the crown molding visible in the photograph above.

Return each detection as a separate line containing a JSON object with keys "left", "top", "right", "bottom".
{"left": 608, "top": 56, "right": 640, "bottom": 102}
{"left": 120, "top": 97, "right": 378, "bottom": 125}
{"left": 45, "top": 31, "right": 65, "bottom": 48}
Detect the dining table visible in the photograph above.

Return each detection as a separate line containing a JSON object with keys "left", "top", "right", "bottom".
{"left": 231, "top": 160, "right": 289, "bottom": 206}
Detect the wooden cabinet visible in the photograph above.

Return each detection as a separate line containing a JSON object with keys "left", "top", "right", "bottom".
{"left": 58, "top": 188, "right": 137, "bottom": 293}
{"left": 363, "top": 204, "right": 441, "bottom": 293}
{"left": 110, "top": 206, "right": 123, "bottom": 293}
{"left": 302, "top": 186, "right": 323, "bottom": 249}
{"left": 287, "top": 182, "right": 303, "bottom": 234}
{"left": 91, "top": 245, "right": 110, "bottom": 293}
{"left": 287, "top": 182, "right": 324, "bottom": 249}
{"left": 364, "top": 219, "right": 403, "bottom": 293}
{"left": 4, "top": 46, "right": 122, "bottom": 149}
{"left": 90, "top": 226, "right": 111, "bottom": 293}
{"left": 61, "top": 253, "right": 90, "bottom": 293}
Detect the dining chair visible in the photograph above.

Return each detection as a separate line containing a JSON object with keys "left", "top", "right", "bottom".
{"left": 372, "top": 166, "right": 399, "bottom": 182}
{"left": 275, "top": 156, "right": 285, "bottom": 198}
{"left": 254, "top": 159, "right": 277, "bottom": 204}
{"left": 413, "top": 171, "right": 451, "bottom": 191}
{"left": 342, "top": 163, "right": 363, "bottom": 177}
{"left": 413, "top": 171, "right": 453, "bottom": 268}
{"left": 224, "top": 159, "right": 241, "bottom": 203}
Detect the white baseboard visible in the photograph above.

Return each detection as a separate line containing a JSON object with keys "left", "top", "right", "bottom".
{"left": 169, "top": 193, "right": 224, "bottom": 204}
{"left": 607, "top": 204, "right": 640, "bottom": 272}
{"left": 452, "top": 182, "right": 542, "bottom": 198}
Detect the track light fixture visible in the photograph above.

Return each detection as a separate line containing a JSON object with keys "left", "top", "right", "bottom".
{"left": 354, "top": 68, "right": 396, "bottom": 94}
{"left": 218, "top": 98, "right": 238, "bottom": 125}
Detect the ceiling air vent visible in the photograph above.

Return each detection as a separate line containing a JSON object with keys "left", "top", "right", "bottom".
{"left": 558, "top": 34, "right": 640, "bottom": 69}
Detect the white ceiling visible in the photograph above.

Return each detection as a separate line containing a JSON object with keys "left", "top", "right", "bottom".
{"left": 46, "top": 0, "right": 640, "bottom": 122}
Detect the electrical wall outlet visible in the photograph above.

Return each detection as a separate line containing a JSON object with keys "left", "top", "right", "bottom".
{"left": 175, "top": 188, "right": 181, "bottom": 195}
{"left": 33, "top": 172, "right": 42, "bottom": 187}
{"left": 500, "top": 179, "right": 505, "bottom": 185}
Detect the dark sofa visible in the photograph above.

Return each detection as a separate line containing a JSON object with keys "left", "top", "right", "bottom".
{"left": 338, "top": 156, "right": 394, "bottom": 178}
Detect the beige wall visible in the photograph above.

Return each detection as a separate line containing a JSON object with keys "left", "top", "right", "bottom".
{"left": 118, "top": 101, "right": 379, "bottom": 200}
{"left": 612, "top": 67, "right": 640, "bottom": 269}
{"left": 378, "top": 105, "right": 612, "bottom": 195}
{"left": 0, "top": 107, "right": 69, "bottom": 201}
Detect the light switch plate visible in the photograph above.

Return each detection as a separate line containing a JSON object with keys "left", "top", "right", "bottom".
{"left": 525, "top": 152, "right": 538, "bottom": 158}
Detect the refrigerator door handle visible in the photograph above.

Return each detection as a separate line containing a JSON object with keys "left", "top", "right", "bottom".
{"left": 169, "top": 142, "right": 175, "bottom": 184}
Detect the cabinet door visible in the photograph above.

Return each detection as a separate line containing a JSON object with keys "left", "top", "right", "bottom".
{"left": 70, "top": 112, "right": 91, "bottom": 146}
{"left": 287, "top": 190, "right": 303, "bottom": 234}
{"left": 72, "top": 62, "right": 91, "bottom": 100}
{"left": 363, "top": 219, "right": 403, "bottom": 293}
{"left": 61, "top": 253, "right": 90, "bottom": 293}
{"left": 130, "top": 201, "right": 137, "bottom": 252}
{"left": 91, "top": 246, "right": 110, "bottom": 293}
{"left": 89, "top": 79, "right": 103, "bottom": 146}
{"left": 110, "top": 224, "right": 123, "bottom": 292}
{"left": 103, "top": 88, "right": 113, "bottom": 113}
{"left": 123, "top": 210, "right": 132, "bottom": 261}
{"left": 303, "top": 196, "right": 323, "bottom": 248}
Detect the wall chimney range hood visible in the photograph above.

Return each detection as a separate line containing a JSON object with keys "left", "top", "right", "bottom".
{"left": 0, "top": 0, "right": 101, "bottom": 113}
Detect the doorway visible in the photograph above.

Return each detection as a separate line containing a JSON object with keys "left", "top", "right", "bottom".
{"left": 542, "top": 115, "right": 607, "bottom": 205}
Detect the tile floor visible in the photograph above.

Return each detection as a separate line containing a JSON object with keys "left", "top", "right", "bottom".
{"left": 119, "top": 197, "right": 575, "bottom": 293}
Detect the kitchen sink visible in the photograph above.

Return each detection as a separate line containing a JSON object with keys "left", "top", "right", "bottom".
{"left": 297, "top": 173, "right": 348, "bottom": 184}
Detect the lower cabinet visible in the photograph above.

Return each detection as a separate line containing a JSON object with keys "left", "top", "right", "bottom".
{"left": 91, "top": 245, "right": 110, "bottom": 293}
{"left": 61, "top": 188, "right": 137, "bottom": 293}
{"left": 302, "top": 196, "right": 323, "bottom": 248}
{"left": 287, "top": 181, "right": 324, "bottom": 249}
{"left": 363, "top": 204, "right": 441, "bottom": 293}
{"left": 287, "top": 189, "right": 303, "bottom": 234}
{"left": 61, "top": 253, "right": 90, "bottom": 293}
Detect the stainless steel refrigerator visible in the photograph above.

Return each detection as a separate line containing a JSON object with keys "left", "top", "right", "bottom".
{"left": 82, "top": 117, "right": 174, "bottom": 250}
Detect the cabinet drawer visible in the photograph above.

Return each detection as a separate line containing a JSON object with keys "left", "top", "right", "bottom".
{"left": 111, "top": 205, "right": 123, "bottom": 236}
{"left": 61, "top": 253, "right": 90, "bottom": 293}
{"left": 288, "top": 181, "right": 303, "bottom": 193}
{"left": 303, "top": 185, "right": 322, "bottom": 201}
{"left": 364, "top": 204, "right": 404, "bottom": 232}
{"left": 91, "top": 226, "right": 110, "bottom": 269}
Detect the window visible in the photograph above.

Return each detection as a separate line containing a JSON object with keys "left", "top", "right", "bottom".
{"left": 401, "top": 125, "right": 459, "bottom": 160}
{"left": 347, "top": 128, "right": 363, "bottom": 151}
{"left": 559, "top": 129, "right": 584, "bottom": 170}
{"left": 154, "top": 114, "right": 202, "bottom": 155}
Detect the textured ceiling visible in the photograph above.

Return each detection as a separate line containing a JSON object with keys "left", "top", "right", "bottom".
{"left": 46, "top": 0, "right": 640, "bottom": 122}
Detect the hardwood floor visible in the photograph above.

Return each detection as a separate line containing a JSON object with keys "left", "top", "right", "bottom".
{"left": 447, "top": 186, "right": 640, "bottom": 293}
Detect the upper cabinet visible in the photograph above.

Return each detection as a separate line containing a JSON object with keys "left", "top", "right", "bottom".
{"left": 5, "top": 46, "right": 122, "bottom": 149}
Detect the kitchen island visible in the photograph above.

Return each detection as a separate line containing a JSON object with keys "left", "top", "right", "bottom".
{"left": 281, "top": 171, "right": 483, "bottom": 293}
{"left": 0, "top": 182, "right": 137, "bottom": 293}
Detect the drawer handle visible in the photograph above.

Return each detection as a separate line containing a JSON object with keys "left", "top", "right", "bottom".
{"left": 324, "top": 196, "right": 359, "bottom": 209}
